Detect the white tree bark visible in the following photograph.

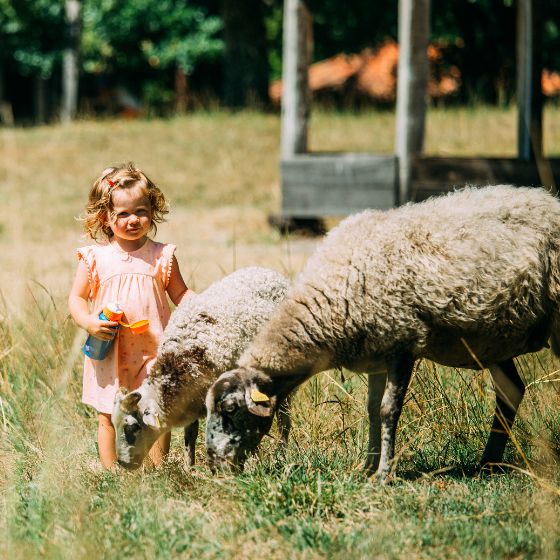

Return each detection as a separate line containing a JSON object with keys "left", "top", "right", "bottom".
{"left": 61, "top": 0, "right": 81, "bottom": 123}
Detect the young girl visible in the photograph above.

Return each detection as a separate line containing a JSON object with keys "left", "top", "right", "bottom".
{"left": 68, "top": 163, "right": 191, "bottom": 469}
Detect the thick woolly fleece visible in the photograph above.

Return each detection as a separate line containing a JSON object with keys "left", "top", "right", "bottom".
{"left": 240, "top": 185, "right": 560, "bottom": 376}
{"left": 149, "top": 266, "right": 289, "bottom": 424}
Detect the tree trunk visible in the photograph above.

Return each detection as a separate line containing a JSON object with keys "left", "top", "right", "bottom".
{"left": 0, "top": 62, "right": 4, "bottom": 106}
{"left": 0, "top": 64, "right": 5, "bottom": 124}
{"left": 34, "top": 75, "right": 47, "bottom": 125}
{"left": 61, "top": 0, "right": 81, "bottom": 123}
{"left": 175, "top": 66, "right": 189, "bottom": 114}
{"left": 0, "top": 64, "right": 13, "bottom": 126}
{"left": 221, "top": 0, "right": 270, "bottom": 108}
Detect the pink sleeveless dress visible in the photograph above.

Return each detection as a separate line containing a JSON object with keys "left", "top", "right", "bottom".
{"left": 77, "top": 239, "right": 176, "bottom": 414}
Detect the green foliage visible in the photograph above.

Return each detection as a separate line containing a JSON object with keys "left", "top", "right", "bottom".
{"left": 81, "top": 0, "right": 223, "bottom": 76}
{"left": 0, "top": 0, "right": 223, "bottom": 115}
{"left": 264, "top": 3, "right": 283, "bottom": 81}
{"left": 3, "top": 0, "right": 560, "bottom": 112}
{"left": 0, "top": 0, "right": 65, "bottom": 77}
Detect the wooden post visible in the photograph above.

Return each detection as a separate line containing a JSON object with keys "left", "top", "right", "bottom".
{"left": 395, "top": 0, "right": 431, "bottom": 204}
{"left": 280, "top": 0, "right": 312, "bottom": 159}
{"left": 517, "top": 0, "right": 542, "bottom": 161}
{"left": 61, "top": 0, "right": 81, "bottom": 123}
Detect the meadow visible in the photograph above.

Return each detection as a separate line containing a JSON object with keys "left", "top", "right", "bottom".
{"left": 1, "top": 105, "right": 560, "bottom": 558}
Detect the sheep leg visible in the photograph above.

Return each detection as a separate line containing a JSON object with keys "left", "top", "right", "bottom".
{"left": 374, "top": 354, "right": 414, "bottom": 484}
{"left": 276, "top": 394, "right": 292, "bottom": 447}
{"left": 184, "top": 419, "right": 199, "bottom": 467}
{"left": 480, "top": 359, "right": 525, "bottom": 470}
{"left": 365, "top": 371, "right": 387, "bottom": 475}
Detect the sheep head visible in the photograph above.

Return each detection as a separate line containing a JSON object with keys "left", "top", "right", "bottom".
{"left": 112, "top": 383, "right": 165, "bottom": 470}
{"left": 205, "top": 367, "right": 277, "bottom": 472}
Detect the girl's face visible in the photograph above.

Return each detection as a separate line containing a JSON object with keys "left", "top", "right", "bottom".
{"left": 106, "top": 186, "right": 152, "bottom": 241}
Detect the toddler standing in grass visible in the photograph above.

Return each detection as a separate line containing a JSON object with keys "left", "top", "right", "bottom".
{"left": 68, "top": 163, "right": 191, "bottom": 469}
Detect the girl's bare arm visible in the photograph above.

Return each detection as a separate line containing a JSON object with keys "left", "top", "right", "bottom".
{"left": 167, "top": 255, "right": 193, "bottom": 306}
{"left": 68, "top": 260, "right": 118, "bottom": 340}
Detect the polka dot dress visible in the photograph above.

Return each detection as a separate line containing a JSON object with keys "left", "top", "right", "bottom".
{"left": 77, "top": 240, "right": 176, "bottom": 413}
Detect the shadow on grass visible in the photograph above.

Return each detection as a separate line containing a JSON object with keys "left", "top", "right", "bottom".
{"left": 397, "top": 462, "right": 482, "bottom": 482}
{"left": 395, "top": 458, "right": 531, "bottom": 482}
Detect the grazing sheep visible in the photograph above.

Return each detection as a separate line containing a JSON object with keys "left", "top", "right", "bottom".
{"left": 205, "top": 185, "right": 560, "bottom": 482}
{"left": 113, "top": 267, "right": 290, "bottom": 470}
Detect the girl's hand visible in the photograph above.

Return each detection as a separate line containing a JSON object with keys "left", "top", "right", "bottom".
{"left": 85, "top": 310, "right": 119, "bottom": 341}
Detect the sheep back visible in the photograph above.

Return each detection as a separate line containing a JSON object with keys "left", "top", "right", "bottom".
{"left": 152, "top": 267, "right": 290, "bottom": 387}
{"left": 241, "top": 186, "right": 560, "bottom": 374}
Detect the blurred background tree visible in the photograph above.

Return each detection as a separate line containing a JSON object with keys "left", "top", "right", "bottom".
{"left": 0, "top": 0, "right": 559, "bottom": 123}
{"left": 0, "top": 0, "right": 66, "bottom": 123}
{"left": 81, "top": 0, "right": 223, "bottom": 116}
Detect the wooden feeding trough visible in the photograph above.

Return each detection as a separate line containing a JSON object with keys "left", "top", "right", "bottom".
{"left": 277, "top": 0, "right": 560, "bottom": 230}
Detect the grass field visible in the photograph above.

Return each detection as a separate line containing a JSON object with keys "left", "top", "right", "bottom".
{"left": 2, "top": 105, "right": 560, "bottom": 558}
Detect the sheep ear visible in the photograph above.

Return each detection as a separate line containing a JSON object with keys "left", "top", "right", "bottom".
{"left": 141, "top": 400, "right": 161, "bottom": 429}
{"left": 114, "top": 386, "right": 128, "bottom": 405}
{"left": 121, "top": 391, "right": 141, "bottom": 412}
{"left": 245, "top": 386, "right": 275, "bottom": 417}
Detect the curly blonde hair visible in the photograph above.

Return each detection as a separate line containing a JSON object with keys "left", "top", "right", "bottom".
{"left": 82, "top": 162, "right": 169, "bottom": 240}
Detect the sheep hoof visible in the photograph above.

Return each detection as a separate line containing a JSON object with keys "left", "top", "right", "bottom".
{"left": 183, "top": 448, "right": 196, "bottom": 468}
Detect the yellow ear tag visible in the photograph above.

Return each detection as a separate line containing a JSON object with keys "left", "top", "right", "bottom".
{"left": 251, "top": 389, "right": 270, "bottom": 403}
{"left": 155, "top": 413, "right": 161, "bottom": 428}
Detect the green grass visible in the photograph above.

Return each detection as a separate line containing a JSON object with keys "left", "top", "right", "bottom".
{"left": 2, "top": 291, "right": 560, "bottom": 558}
{"left": 2, "top": 106, "right": 560, "bottom": 558}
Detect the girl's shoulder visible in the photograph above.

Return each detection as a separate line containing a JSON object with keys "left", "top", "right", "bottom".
{"left": 149, "top": 239, "right": 174, "bottom": 250}
{"left": 148, "top": 240, "right": 176, "bottom": 258}
{"left": 76, "top": 242, "right": 110, "bottom": 298}
{"left": 77, "top": 240, "right": 110, "bottom": 251}
{"left": 76, "top": 241, "right": 110, "bottom": 261}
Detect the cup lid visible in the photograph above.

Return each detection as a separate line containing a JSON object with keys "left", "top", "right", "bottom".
{"left": 103, "top": 302, "right": 123, "bottom": 322}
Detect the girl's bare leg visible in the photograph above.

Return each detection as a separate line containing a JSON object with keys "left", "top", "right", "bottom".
{"left": 98, "top": 413, "right": 117, "bottom": 469}
{"left": 148, "top": 431, "right": 171, "bottom": 467}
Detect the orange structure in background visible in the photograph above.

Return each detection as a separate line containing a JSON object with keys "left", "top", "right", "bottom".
{"left": 270, "top": 39, "right": 560, "bottom": 105}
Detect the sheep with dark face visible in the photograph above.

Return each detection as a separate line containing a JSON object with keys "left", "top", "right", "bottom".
{"left": 205, "top": 185, "right": 560, "bottom": 482}
{"left": 112, "top": 267, "right": 289, "bottom": 470}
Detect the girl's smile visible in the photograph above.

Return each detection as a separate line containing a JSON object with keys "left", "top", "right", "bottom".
{"left": 107, "top": 187, "right": 153, "bottom": 251}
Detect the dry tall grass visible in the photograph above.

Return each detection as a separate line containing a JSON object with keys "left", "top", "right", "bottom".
{"left": 1, "top": 106, "right": 560, "bottom": 558}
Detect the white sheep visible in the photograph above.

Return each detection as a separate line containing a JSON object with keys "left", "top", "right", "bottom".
{"left": 113, "top": 266, "right": 290, "bottom": 470}
{"left": 205, "top": 185, "right": 560, "bottom": 482}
